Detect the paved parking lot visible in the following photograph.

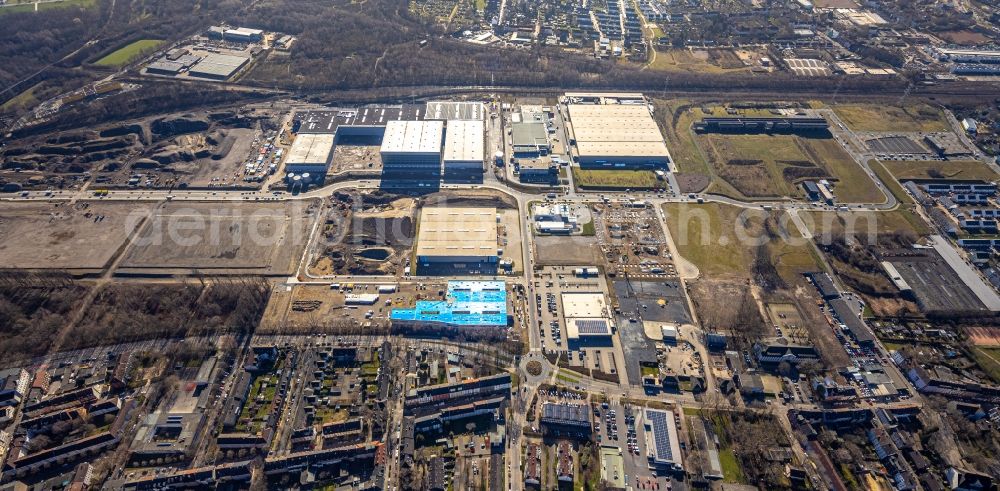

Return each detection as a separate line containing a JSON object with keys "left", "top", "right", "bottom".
{"left": 593, "top": 400, "right": 675, "bottom": 491}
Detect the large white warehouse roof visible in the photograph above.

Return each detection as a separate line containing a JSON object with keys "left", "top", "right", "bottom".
{"left": 443, "top": 120, "right": 485, "bottom": 163}
{"left": 381, "top": 120, "right": 444, "bottom": 155}
{"left": 416, "top": 207, "right": 497, "bottom": 259}
{"left": 567, "top": 103, "right": 671, "bottom": 159}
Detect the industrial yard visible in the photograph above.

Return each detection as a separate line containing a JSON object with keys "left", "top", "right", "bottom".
{"left": 0, "top": 201, "right": 152, "bottom": 272}
{"left": 1, "top": 89, "right": 1000, "bottom": 491}
{"left": 117, "top": 200, "right": 318, "bottom": 276}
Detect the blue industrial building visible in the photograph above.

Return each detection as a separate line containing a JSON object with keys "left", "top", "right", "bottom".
{"left": 390, "top": 281, "right": 508, "bottom": 329}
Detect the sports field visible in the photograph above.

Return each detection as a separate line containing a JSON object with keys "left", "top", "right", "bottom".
{"left": 95, "top": 39, "right": 164, "bottom": 67}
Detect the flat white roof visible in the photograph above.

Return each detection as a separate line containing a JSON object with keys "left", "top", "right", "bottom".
{"left": 381, "top": 120, "right": 443, "bottom": 155}
{"left": 575, "top": 141, "right": 671, "bottom": 158}
{"left": 286, "top": 134, "right": 335, "bottom": 165}
{"left": 561, "top": 292, "right": 609, "bottom": 319}
{"left": 228, "top": 27, "right": 264, "bottom": 35}
{"left": 567, "top": 104, "right": 672, "bottom": 159}
{"left": 561, "top": 292, "right": 615, "bottom": 340}
{"left": 564, "top": 92, "right": 646, "bottom": 100}
{"left": 443, "top": 120, "right": 485, "bottom": 163}
{"left": 416, "top": 207, "right": 497, "bottom": 259}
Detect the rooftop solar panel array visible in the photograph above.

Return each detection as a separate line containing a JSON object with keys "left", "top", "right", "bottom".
{"left": 575, "top": 319, "right": 610, "bottom": 335}
{"left": 646, "top": 409, "right": 676, "bottom": 462}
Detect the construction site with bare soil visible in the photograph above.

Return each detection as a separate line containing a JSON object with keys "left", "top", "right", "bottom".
{"left": 308, "top": 191, "right": 418, "bottom": 277}
{"left": 306, "top": 188, "right": 521, "bottom": 277}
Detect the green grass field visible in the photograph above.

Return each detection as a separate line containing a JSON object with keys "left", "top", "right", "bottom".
{"left": 696, "top": 133, "right": 882, "bottom": 202}
{"left": 0, "top": 83, "right": 39, "bottom": 112}
{"left": 0, "top": 0, "right": 96, "bottom": 15}
{"left": 969, "top": 347, "right": 1000, "bottom": 384}
{"left": 573, "top": 169, "right": 661, "bottom": 189}
{"left": 720, "top": 447, "right": 747, "bottom": 483}
{"left": 871, "top": 160, "right": 914, "bottom": 205}
{"left": 657, "top": 100, "right": 712, "bottom": 174}
{"left": 556, "top": 372, "right": 581, "bottom": 384}
{"left": 803, "top": 208, "right": 930, "bottom": 239}
{"left": 663, "top": 202, "right": 817, "bottom": 280}
{"left": 94, "top": 39, "right": 164, "bottom": 67}
{"left": 646, "top": 48, "right": 748, "bottom": 74}
{"left": 807, "top": 138, "right": 884, "bottom": 203}
{"left": 884, "top": 160, "right": 998, "bottom": 181}
{"left": 833, "top": 103, "right": 949, "bottom": 133}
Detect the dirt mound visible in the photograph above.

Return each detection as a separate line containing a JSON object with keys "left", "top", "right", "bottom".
{"left": 151, "top": 116, "right": 210, "bottom": 138}
{"left": 782, "top": 165, "right": 828, "bottom": 183}
{"left": 211, "top": 132, "right": 237, "bottom": 160}
{"left": 132, "top": 158, "right": 162, "bottom": 169}
{"left": 100, "top": 124, "right": 145, "bottom": 140}
{"left": 676, "top": 173, "right": 711, "bottom": 193}
{"left": 45, "top": 131, "right": 95, "bottom": 145}
{"left": 150, "top": 146, "right": 196, "bottom": 164}
{"left": 726, "top": 159, "right": 764, "bottom": 166}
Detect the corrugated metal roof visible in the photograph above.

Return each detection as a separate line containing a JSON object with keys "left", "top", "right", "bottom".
{"left": 380, "top": 120, "right": 443, "bottom": 154}
{"left": 443, "top": 120, "right": 484, "bottom": 163}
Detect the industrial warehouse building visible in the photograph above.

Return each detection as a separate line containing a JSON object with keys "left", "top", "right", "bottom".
{"left": 511, "top": 123, "right": 550, "bottom": 156}
{"left": 443, "top": 120, "right": 485, "bottom": 176}
{"left": 644, "top": 408, "right": 683, "bottom": 472}
{"left": 380, "top": 120, "right": 445, "bottom": 173}
{"left": 565, "top": 103, "right": 671, "bottom": 169}
{"left": 187, "top": 53, "right": 250, "bottom": 80}
{"left": 415, "top": 207, "right": 499, "bottom": 274}
{"left": 284, "top": 134, "right": 336, "bottom": 174}
{"left": 693, "top": 117, "right": 830, "bottom": 134}
{"left": 206, "top": 25, "right": 264, "bottom": 43}
{"left": 391, "top": 280, "right": 508, "bottom": 335}
{"left": 425, "top": 101, "right": 485, "bottom": 121}
{"left": 291, "top": 105, "right": 487, "bottom": 185}
{"left": 561, "top": 292, "right": 615, "bottom": 347}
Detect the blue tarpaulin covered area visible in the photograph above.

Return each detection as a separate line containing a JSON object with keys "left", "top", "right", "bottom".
{"left": 391, "top": 281, "right": 507, "bottom": 326}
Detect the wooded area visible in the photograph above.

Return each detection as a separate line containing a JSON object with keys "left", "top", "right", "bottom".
{"left": 0, "top": 275, "right": 270, "bottom": 368}
{"left": 65, "top": 278, "right": 270, "bottom": 350}
{"left": 0, "top": 272, "right": 87, "bottom": 366}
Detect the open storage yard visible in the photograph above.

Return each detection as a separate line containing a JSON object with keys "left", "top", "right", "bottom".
{"left": 119, "top": 200, "right": 318, "bottom": 276}
{"left": 0, "top": 201, "right": 152, "bottom": 272}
